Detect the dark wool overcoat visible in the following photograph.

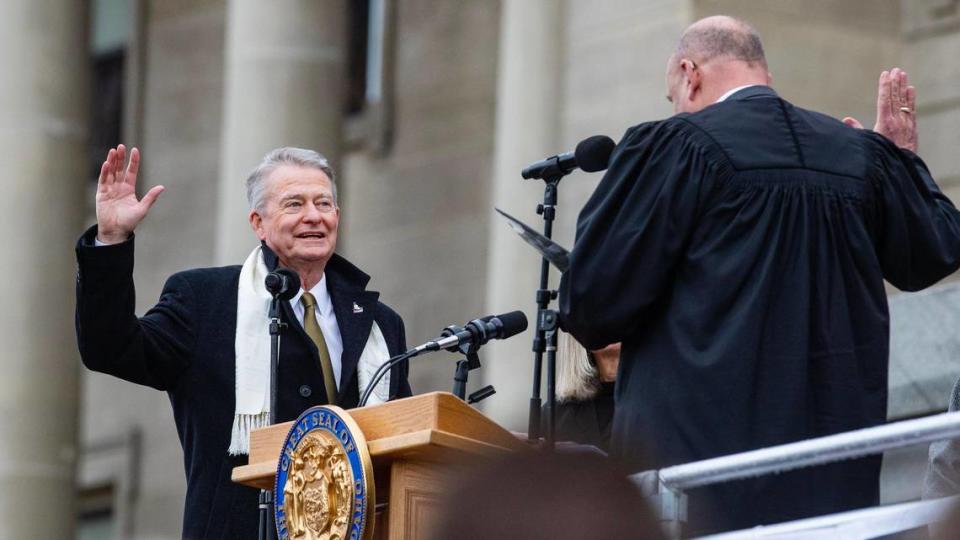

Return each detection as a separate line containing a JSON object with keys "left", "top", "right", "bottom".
{"left": 76, "top": 226, "right": 411, "bottom": 539}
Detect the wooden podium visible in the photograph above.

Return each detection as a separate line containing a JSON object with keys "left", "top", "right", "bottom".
{"left": 232, "top": 392, "right": 527, "bottom": 539}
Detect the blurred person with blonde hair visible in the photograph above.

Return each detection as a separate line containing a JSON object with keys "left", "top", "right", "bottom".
{"left": 552, "top": 331, "right": 620, "bottom": 452}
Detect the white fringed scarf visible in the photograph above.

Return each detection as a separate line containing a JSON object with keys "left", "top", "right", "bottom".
{"left": 228, "top": 246, "right": 391, "bottom": 455}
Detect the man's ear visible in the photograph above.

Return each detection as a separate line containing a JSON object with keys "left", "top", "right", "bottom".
{"left": 682, "top": 59, "right": 701, "bottom": 102}
{"left": 249, "top": 209, "right": 266, "bottom": 240}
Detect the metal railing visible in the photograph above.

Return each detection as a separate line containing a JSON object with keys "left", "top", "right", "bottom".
{"left": 697, "top": 495, "right": 958, "bottom": 540}
{"left": 631, "top": 411, "right": 960, "bottom": 539}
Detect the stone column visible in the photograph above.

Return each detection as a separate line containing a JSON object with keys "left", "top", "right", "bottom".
{"left": 482, "top": 0, "right": 565, "bottom": 429}
{"left": 0, "top": 1, "right": 88, "bottom": 537}
{"left": 216, "top": 0, "right": 347, "bottom": 264}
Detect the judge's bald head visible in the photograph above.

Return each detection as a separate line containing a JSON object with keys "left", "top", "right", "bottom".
{"left": 676, "top": 15, "right": 767, "bottom": 69}
{"left": 666, "top": 15, "right": 771, "bottom": 114}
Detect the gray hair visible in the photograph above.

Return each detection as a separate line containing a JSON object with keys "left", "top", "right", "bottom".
{"left": 245, "top": 147, "right": 337, "bottom": 211}
{"left": 556, "top": 331, "right": 600, "bottom": 402}
{"left": 676, "top": 15, "right": 766, "bottom": 68}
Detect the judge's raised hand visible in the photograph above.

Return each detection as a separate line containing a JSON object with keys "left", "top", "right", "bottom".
{"left": 843, "top": 68, "right": 918, "bottom": 153}
{"left": 95, "top": 144, "right": 165, "bottom": 244}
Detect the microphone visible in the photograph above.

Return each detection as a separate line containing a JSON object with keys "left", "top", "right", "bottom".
{"left": 358, "top": 311, "right": 528, "bottom": 407}
{"left": 264, "top": 268, "right": 300, "bottom": 301}
{"left": 521, "top": 135, "right": 615, "bottom": 180}
{"left": 411, "top": 311, "right": 529, "bottom": 355}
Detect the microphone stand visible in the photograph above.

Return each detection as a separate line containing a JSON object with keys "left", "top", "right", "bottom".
{"left": 258, "top": 295, "right": 284, "bottom": 540}
{"left": 527, "top": 173, "right": 563, "bottom": 451}
{"left": 268, "top": 296, "right": 283, "bottom": 425}
{"left": 445, "top": 324, "right": 483, "bottom": 400}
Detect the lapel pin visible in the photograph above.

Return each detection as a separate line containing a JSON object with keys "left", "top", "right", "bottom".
{"left": 353, "top": 302, "right": 364, "bottom": 314}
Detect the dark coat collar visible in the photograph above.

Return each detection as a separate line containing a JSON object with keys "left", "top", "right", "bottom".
{"left": 260, "top": 242, "right": 379, "bottom": 400}
{"left": 260, "top": 242, "right": 371, "bottom": 291}
{"left": 724, "top": 84, "right": 778, "bottom": 102}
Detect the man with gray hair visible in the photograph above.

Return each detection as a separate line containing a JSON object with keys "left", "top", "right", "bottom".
{"left": 560, "top": 15, "right": 960, "bottom": 533}
{"left": 75, "top": 145, "right": 411, "bottom": 538}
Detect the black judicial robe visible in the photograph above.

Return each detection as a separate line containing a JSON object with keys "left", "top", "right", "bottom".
{"left": 559, "top": 86, "right": 960, "bottom": 533}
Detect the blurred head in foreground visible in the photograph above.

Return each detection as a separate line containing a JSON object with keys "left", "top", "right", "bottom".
{"left": 930, "top": 498, "right": 960, "bottom": 540}
{"left": 430, "top": 451, "right": 664, "bottom": 540}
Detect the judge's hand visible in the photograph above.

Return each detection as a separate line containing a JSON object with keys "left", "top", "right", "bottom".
{"left": 843, "top": 68, "right": 918, "bottom": 153}
{"left": 96, "top": 145, "right": 165, "bottom": 244}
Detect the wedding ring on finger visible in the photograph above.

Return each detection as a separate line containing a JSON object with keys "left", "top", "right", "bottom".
{"left": 899, "top": 106, "right": 912, "bottom": 114}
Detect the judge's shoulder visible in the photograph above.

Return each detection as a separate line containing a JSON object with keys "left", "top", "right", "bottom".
{"left": 617, "top": 116, "right": 699, "bottom": 150}
{"left": 655, "top": 97, "right": 889, "bottom": 170}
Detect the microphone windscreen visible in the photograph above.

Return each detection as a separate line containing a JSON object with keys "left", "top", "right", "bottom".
{"left": 574, "top": 135, "right": 616, "bottom": 173}
{"left": 495, "top": 310, "right": 529, "bottom": 339}
{"left": 265, "top": 268, "right": 301, "bottom": 300}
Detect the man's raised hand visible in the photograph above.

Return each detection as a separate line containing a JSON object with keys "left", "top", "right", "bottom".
{"left": 95, "top": 145, "right": 164, "bottom": 244}
{"left": 843, "top": 67, "right": 918, "bottom": 153}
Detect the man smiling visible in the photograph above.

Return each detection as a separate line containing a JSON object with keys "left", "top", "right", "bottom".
{"left": 75, "top": 146, "right": 411, "bottom": 539}
{"left": 249, "top": 162, "right": 339, "bottom": 291}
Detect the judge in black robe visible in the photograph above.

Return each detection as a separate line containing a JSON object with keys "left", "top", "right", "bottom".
{"left": 560, "top": 82, "right": 960, "bottom": 533}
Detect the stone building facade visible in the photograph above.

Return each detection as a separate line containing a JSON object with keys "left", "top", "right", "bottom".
{"left": 1, "top": 0, "right": 958, "bottom": 537}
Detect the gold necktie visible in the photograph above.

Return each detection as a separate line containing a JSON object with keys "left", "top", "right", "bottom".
{"left": 300, "top": 292, "right": 338, "bottom": 404}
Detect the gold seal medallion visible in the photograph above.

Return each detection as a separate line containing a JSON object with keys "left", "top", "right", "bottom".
{"left": 275, "top": 406, "right": 374, "bottom": 540}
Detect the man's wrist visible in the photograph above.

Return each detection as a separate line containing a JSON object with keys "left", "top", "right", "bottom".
{"left": 95, "top": 229, "right": 130, "bottom": 245}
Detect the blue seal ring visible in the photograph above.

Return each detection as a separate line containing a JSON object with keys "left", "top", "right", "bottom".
{"left": 274, "top": 405, "right": 374, "bottom": 540}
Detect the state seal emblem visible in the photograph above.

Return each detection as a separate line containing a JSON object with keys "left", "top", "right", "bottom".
{"left": 275, "top": 406, "right": 374, "bottom": 540}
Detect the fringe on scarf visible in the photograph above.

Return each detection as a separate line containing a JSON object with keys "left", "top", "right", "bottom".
{"left": 228, "top": 411, "right": 270, "bottom": 456}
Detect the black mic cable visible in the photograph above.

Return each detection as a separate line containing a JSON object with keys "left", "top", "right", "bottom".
{"left": 358, "top": 349, "right": 417, "bottom": 407}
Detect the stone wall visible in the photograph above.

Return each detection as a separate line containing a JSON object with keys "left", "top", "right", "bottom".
{"left": 79, "top": 2, "right": 228, "bottom": 537}
{"left": 340, "top": 0, "right": 501, "bottom": 396}
{"left": 881, "top": 0, "right": 960, "bottom": 504}
{"left": 0, "top": 1, "right": 89, "bottom": 537}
